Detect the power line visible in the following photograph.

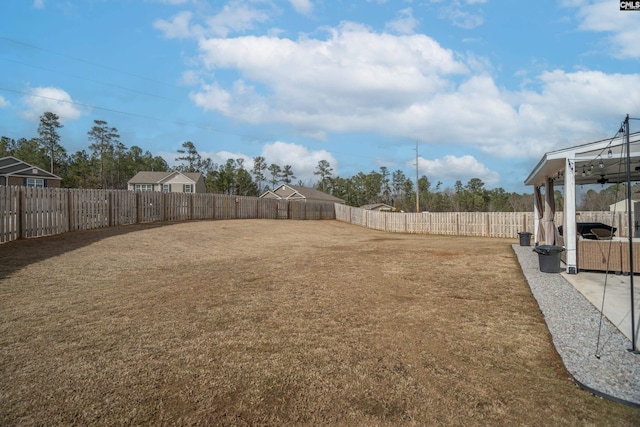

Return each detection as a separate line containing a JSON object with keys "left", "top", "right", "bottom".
{"left": 0, "top": 57, "right": 177, "bottom": 102}
{"left": 0, "top": 86, "right": 254, "bottom": 138}
{"left": 0, "top": 36, "right": 175, "bottom": 88}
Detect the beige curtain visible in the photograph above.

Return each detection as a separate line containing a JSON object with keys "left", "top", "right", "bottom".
{"left": 534, "top": 186, "right": 545, "bottom": 245}
{"left": 543, "top": 178, "right": 557, "bottom": 245}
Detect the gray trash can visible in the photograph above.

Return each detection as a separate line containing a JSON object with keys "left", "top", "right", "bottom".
{"left": 517, "top": 232, "right": 532, "bottom": 246}
{"left": 533, "top": 245, "right": 565, "bottom": 273}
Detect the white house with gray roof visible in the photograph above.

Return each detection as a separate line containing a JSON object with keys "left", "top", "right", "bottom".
{"left": 127, "top": 171, "right": 206, "bottom": 193}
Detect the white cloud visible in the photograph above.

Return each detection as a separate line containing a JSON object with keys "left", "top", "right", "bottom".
{"left": 33, "top": 0, "right": 44, "bottom": 9}
{"left": 20, "top": 86, "right": 83, "bottom": 123}
{"left": 437, "top": 0, "right": 485, "bottom": 29}
{"left": 0, "top": 96, "right": 9, "bottom": 108}
{"left": 206, "top": 1, "right": 271, "bottom": 37}
{"left": 154, "top": 1, "right": 272, "bottom": 39}
{"left": 154, "top": 11, "right": 197, "bottom": 39}
{"left": 289, "top": 0, "right": 313, "bottom": 15}
{"left": 385, "top": 8, "right": 419, "bottom": 35}
{"left": 191, "top": 22, "right": 467, "bottom": 132}
{"left": 418, "top": 155, "right": 499, "bottom": 186}
{"left": 573, "top": 0, "right": 640, "bottom": 58}
{"left": 261, "top": 141, "right": 337, "bottom": 183}
{"left": 184, "top": 21, "right": 639, "bottom": 163}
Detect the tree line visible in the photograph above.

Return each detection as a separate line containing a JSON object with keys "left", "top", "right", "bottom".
{"left": 3, "top": 111, "right": 624, "bottom": 212}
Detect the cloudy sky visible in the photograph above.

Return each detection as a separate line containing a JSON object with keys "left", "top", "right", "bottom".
{"left": 1, "top": 0, "right": 639, "bottom": 192}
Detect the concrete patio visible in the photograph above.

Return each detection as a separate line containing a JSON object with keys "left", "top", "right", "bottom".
{"left": 562, "top": 270, "right": 640, "bottom": 345}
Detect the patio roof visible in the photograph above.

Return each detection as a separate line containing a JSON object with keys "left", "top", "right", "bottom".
{"left": 524, "top": 131, "right": 640, "bottom": 188}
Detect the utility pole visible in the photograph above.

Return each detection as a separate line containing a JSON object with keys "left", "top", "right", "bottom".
{"left": 415, "top": 141, "right": 419, "bottom": 213}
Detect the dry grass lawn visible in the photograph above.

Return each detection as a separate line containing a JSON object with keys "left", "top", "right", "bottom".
{"left": 1, "top": 220, "right": 639, "bottom": 425}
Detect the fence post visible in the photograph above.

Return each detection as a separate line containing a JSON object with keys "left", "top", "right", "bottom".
{"left": 160, "top": 193, "right": 165, "bottom": 222}
{"left": 66, "top": 189, "right": 72, "bottom": 232}
{"left": 17, "top": 186, "right": 24, "bottom": 240}
{"left": 485, "top": 214, "right": 490, "bottom": 237}
{"left": 135, "top": 192, "right": 141, "bottom": 224}
{"left": 108, "top": 191, "right": 113, "bottom": 227}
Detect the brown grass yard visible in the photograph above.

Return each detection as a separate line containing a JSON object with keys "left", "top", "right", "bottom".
{"left": 1, "top": 220, "right": 638, "bottom": 426}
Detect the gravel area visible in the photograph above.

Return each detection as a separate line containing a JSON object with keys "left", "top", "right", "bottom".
{"left": 512, "top": 244, "right": 640, "bottom": 407}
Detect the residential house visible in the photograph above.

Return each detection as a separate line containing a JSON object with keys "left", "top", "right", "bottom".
{"left": 609, "top": 199, "right": 640, "bottom": 213}
{"left": 259, "top": 184, "right": 345, "bottom": 204}
{"left": 0, "top": 156, "right": 62, "bottom": 188}
{"left": 127, "top": 171, "right": 206, "bottom": 193}
{"left": 360, "top": 203, "right": 394, "bottom": 211}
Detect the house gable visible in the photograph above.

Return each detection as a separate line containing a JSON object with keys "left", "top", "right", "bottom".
{"left": 259, "top": 184, "right": 345, "bottom": 204}
{"left": 0, "top": 156, "right": 62, "bottom": 187}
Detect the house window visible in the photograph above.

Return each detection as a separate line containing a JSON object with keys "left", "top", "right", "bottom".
{"left": 183, "top": 184, "right": 193, "bottom": 193}
{"left": 135, "top": 184, "right": 153, "bottom": 191}
{"left": 25, "top": 178, "right": 44, "bottom": 188}
{"left": 163, "top": 184, "right": 171, "bottom": 193}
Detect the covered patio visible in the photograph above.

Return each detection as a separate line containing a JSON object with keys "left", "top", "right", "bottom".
{"left": 524, "top": 124, "right": 640, "bottom": 275}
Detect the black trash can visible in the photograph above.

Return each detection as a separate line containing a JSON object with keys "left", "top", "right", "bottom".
{"left": 517, "top": 232, "right": 532, "bottom": 246}
{"left": 533, "top": 245, "right": 565, "bottom": 273}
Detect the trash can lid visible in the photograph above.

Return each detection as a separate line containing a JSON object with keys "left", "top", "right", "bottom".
{"left": 518, "top": 231, "right": 532, "bottom": 235}
{"left": 533, "top": 245, "right": 565, "bottom": 255}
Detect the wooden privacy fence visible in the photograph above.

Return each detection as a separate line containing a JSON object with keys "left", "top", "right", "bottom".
{"left": 0, "top": 186, "right": 336, "bottom": 243}
{"left": 334, "top": 204, "right": 634, "bottom": 240}
{"left": 2, "top": 185, "right": 634, "bottom": 244}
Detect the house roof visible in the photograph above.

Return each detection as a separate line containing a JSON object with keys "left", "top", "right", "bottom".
{"left": 360, "top": 203, "right": 393, "bottom": 210}
{"left": 260, "top": 184, "right": 345, "bottom": 203}
{"left": 524, "top": 131, "right": 640, "bottom": 187}
{"left": 0, "top": 156, "right": 62, "bottom": 180}
{"left": 128, "top": 171, "right": 203, "bottom": 184}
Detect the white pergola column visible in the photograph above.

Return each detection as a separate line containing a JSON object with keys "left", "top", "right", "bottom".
{"left": 564, "top": 158, "right": 577, "bottom": 274}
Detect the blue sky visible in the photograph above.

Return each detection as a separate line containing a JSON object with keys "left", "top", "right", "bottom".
{"left": 1, "top": 0, "right": 639, "bottom": 193}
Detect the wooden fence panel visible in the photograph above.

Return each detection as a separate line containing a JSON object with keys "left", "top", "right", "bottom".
{"left": 20, "top": 187, "right": 68, "bottom": 238}
{"left": 137, "top": 191, "right": 163, "bottom": 223}
{"left": 321, "top": 202, "right": 336, "bottom": 220}
{"left": 305, "top": 202, "right": 319, "bottom": 220}
{"left": 350, "top": 207, "right": 367, "bottom": 227}
{"left": 428, "top": 212, "right": 456, "bottom": 236}
{"left": 111, "top": 190, "right": 137, "bottom": 226}
{"left": 0, "top": 186, "right": 18, "bottom": 243}
{"left": 192, "top": 193, "right": 214, "bottom": 220}
{"left": 334, "top": 204, "right": 350, "bottom": 223}
{"left": 237, "top": 196, "right": 257, "bottom": 219}
{"left": 406, "top": 213, "right": 429, "bottom": 234}
{"left": 69, "top": 189, "right": 110, "bottom": 231}
{"left": 257, "top": 198, "right": 278, "bottom": 219}
{"left": 366, "top": 211, "right": 386, "bottom": 231}
{"left": 457, "top": 212, "right": 484, "bottom": 237}
{"left": 277, "top": 199, "right": 288, "bottom": 219}
{"left": 164, "top": 192, "right": 190, "bottom": 221}
{"left": 288, "top": 201, "right": 305, "bottom": 220}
